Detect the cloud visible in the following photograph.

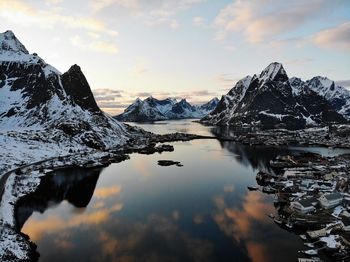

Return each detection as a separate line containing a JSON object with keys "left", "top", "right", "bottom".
{"left": 0, "top": 0, "right": 118, "bottom": 36}
{"left": 285, "top": 58, "right": 314, "bottom": 66}
{"left": 99, "top": 102, "right": 128, "bottom": 109}
{"left": 223, "top": 184, "right": 235, "bottom": 193}
{"left": 45, "top": 0, "right": 63, "bottom": 4}
{"left": 22, "top": 207, "right": 122, "bottom": 241}
{"left": 94, "top": 185, "right": 122, "bottom": 199}
{"left": 214, "top": 0, "right": 341, "bottom": 44}
{"left": 130, "top": 90, "right": 218, "bottom": 102}
{"left": 212, "top": 192, "right": 275, "bottom": 261}
{"left": 90, "top": 0, "right": 204, "bottom": 29}
{"left": 95, "top": 95, "right": 122, "bottom": 102}
{"left": 335, "top": 80, "right": 350, "bottom": 88}
{"left": 193, "top": 16, "right": 205, "bottom": 27}
{"left": 134, "top": 92, "right": 154, "bottom": 97}
{"left": 190, "top": 90, "right": 217, "bottom": 96}
{"left": 312, "top": 22, "right": 350, "bottom": 51}
{"left": 91, "top": 0, "right": 140, "bottom": 13}
{"left": 93, "top": 89, "right": 123, "bottom": 96}
{"left": 70, "top": 35, "right": 119, "bottom": 54}
{"left": 170, "top": 19, "right": 179, "bottom": 29}
{"left": 215, "top": 74, "right": 238, "bottom": 88}
{"left": 92, "top": 87, "right": 220, "bottom": 115}
{"left": 130, "top": 62, "right": 149, "bottom": 76}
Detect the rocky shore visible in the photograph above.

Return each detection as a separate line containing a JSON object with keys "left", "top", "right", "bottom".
{"left": 253, "top": 152, "right": 350, "bottom": 261}
{"left": 0, "top": 129, "right": 214, "bottom": 261}
{"left": 212, "top": 125, "right": 350, "bottom": 148}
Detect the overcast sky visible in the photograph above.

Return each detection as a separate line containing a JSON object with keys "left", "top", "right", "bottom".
{"left": 1, "top": 0, "right": 349, "bottom": 115}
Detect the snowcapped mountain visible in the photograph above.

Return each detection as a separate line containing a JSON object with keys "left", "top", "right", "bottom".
{"left": 289, "top": 76, "right": 350, "bottom": 120}
{"left": 201, "top": 62, "right": 347, "bottom": 129}
{"left": 0, "top": 30, "right": 129, "bottom": 149}
{"left": 115, "top": 97, "right": 219, "bottom": 122}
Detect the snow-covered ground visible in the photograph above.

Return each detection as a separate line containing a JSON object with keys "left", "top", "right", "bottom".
{"left": 0, "top": 130, "right": 92, "bottom": 177}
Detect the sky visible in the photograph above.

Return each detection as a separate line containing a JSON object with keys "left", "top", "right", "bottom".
{"left": 0, "top": 0, "right": 349, "bottom": 115}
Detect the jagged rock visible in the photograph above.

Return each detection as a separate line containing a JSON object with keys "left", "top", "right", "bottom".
{"left": 115, "top": 96, "right": 219, "bottom": 122}
{"left": 290, "top": 76, "right": 350, "bottom": 120}
{"left": 157, "top": 160, "right": 183, "bottom": 167}
{"left": 0, "top": 30, "right": 128, "bottom": 149}
{"left": 201, "top": 62, "right": 347, "bottom": 129}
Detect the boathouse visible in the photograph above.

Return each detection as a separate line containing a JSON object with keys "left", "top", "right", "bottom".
{"left": 318, "top": 192, "right": 343, "bottom": 209}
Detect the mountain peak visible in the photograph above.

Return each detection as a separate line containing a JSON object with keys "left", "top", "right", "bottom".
{"left": 62, "top": 64, "right": 100, "bottom": 112}
{"left": 309, "top": 76, "right": 334, "bottom": 88}
{"left": 210, "top": 97, "right": 219, "bottom": 103}
{"left": 259, "top": 62, "right": 288, "bottom": 82}
{"left": 0, "top": 30, "right": 29, "bottom": 54}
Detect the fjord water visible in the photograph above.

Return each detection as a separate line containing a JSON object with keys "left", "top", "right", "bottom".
{"left": 20, "top": 120, "right": 345, "bottom": 262}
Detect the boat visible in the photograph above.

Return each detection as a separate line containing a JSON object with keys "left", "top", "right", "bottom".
{"left": 299, "top": 235, "right": 307, "bottom": 241}
{"left": 301, "top": 249, "right": 318, "bottom": 255}
{"left": 274, "top": 217, "right": 283, "bottom": 225}
{"left": 263, "top": 185, "right": 276, "bottom": 194}
{"left": 286, "top": 222, "right": 293, "bottom": 229}
{"left": 247, "top": 185, "right": 259, "bottom": 191}
{"left": 304, "top": 243, "right": 315, "bottom": 248}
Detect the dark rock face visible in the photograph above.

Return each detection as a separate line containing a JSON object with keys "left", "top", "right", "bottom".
{"left": 171, "top": 99, "right": 194, "bottom": 114}
{"left": 201, "top": 62, "right": 347, "bottom": 129}
{"left": 292, "top": 76, "right": 350, "bottom": 121}
{"left": 295, "top": 87, "right": 346, "bottom": 125}
{"left": 15, "top": 168, "right": 101, "bottom": 230}
{"left": 199, "top": 97, "right": 219, "bottom": 112}
{"left": 61, "top": 65, "right": 100, "bottom": 113}
{"left": 157, "top": 160, "right": 183, "bottom": 167}
{"left": 0, "top": 30, "right": 28, "bottom": 54}
{"left": 0, "top": 30, "right": 128, "bottom": 149}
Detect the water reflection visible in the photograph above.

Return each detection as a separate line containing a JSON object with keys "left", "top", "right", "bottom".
{"left": 16, "top": 168, "right": 101, "bottom": 230}
{"left": 19, "top": 120, "right": 349, "bottom": 262}
{"left": 212, "top": 192, "right": 275, "bottom": 262}
{"left": 217, "top": 141, "right": 290, "bottom": 172}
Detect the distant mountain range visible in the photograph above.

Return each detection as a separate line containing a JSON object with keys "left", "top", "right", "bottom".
{"left": 201, "top": 62, "right": 349, "bottom": 129}
{"left": 0, "top": 30, "right": 128, "bottom": 149}
{"left": 115, "top": 97, "right": 219, "bottom": 122}
{"left": 1, "top": 30, "right": 348, "bottom": 133}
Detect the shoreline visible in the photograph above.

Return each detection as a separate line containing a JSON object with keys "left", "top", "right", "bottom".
{"left": 0, "top": 131, "right": 219, "bottom": 261}
{"left": 1, "top": 125, "right": 350, "bottom": 261}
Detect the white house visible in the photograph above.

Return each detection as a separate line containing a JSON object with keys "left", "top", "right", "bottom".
{"left": 291, "top": 197, "right": 317, "bottom": 214}
{"left": 318, "top": 192, "right": 343, "bottom": 209}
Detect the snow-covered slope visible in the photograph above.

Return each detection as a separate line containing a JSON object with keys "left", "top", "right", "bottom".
{"left": 0, "top": 30, "right": 129, "bottom": 149}
{"left": 201, "top": 62, "right": 347, "bottom": 129}
{"left": 289, "top": 76, "right": 350, "bottom": 120}
{"left": 115, "top": 96, "right": 219, "bottom": 122}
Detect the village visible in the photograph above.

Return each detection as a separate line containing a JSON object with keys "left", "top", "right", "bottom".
{"left": 252, "top": 151, "right": 350, "bottom": 261}
{"left": 215, "top": 125, "right": 350, "bottom": 148}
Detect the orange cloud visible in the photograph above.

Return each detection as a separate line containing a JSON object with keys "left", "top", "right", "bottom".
{"left": 22, "top": 202, "right": 123, "bottom": 242}
{"left": 0, "top": 0, "right": 118, "bottom": 36}
{"left": 312, "top": 22, "right": 350, "bottom": 51}
{"left": 94, "top": 185, "right": 122, "bottom": 198}
{"left": 246, "top": 241, "right": 270, "bottom": 262}
{"left": 212, "top": 191, "right": 274, "bottom": 261}
{"left": 214, "top": 0, "right": 340, "bottom": 45}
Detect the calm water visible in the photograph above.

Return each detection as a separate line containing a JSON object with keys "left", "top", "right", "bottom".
{"left": 19, "top": 120, "right": 346, "bottom": 262}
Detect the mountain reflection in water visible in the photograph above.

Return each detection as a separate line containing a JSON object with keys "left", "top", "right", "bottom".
{"left": 19, "top": 120, "right": 347, "bottom": 262}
